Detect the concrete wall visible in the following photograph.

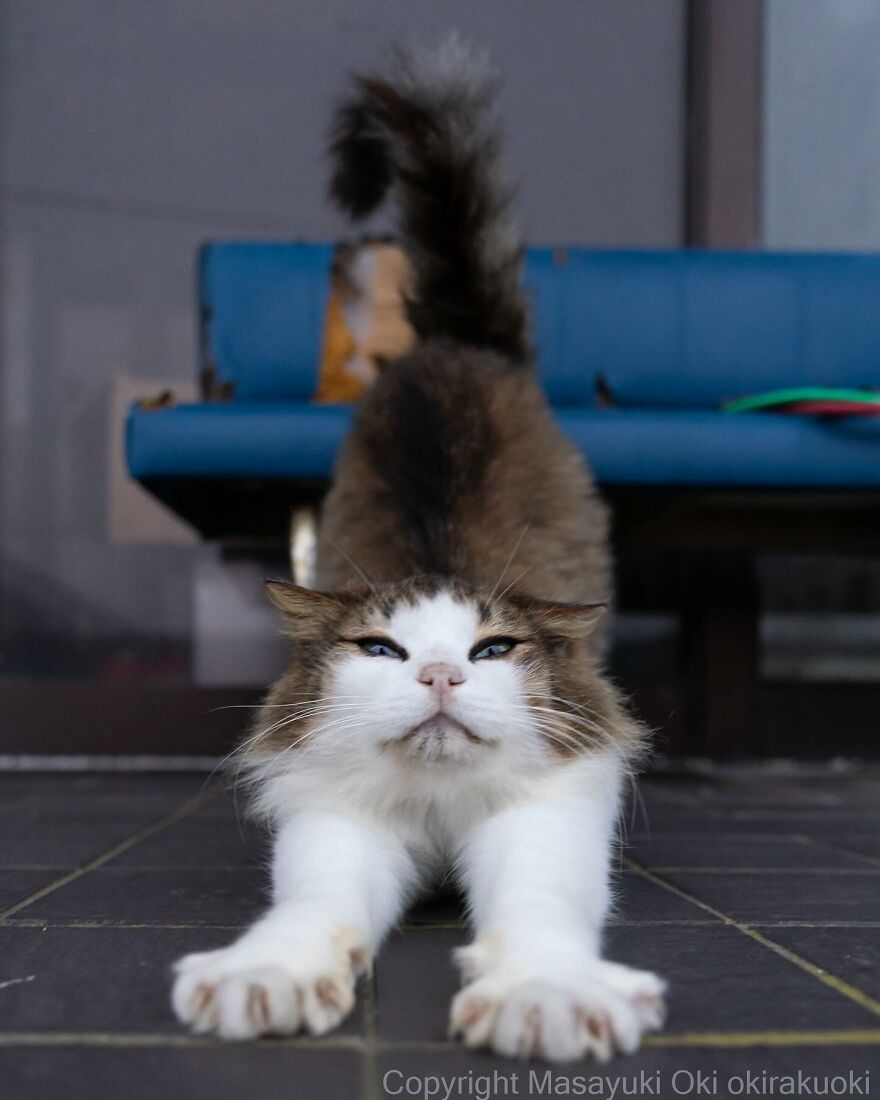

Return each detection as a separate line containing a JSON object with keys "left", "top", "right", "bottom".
{"left": 0, "top": 1, "right": 686, "bottom": 672}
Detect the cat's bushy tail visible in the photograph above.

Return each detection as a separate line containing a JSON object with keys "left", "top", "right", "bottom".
{"left": 328, "top": 36, "right": 530, "bottom": 362}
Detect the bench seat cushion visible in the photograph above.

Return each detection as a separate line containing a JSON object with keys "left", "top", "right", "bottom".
{"left": 127, "top": 402, "right": 880, "bottom": 488}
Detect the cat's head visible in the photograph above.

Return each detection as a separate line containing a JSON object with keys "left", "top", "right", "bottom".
{"left": 254, "top": 575, "right": 625, "bottom": 767}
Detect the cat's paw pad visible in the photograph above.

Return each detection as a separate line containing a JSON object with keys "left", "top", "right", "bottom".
{"left": 171, "top": 949, "right": 356, "bottom": 1040}
{"left": 450, "top": 970, "right": 661, "bottom": 1062}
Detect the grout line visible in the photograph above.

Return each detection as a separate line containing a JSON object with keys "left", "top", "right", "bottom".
{"left": 727, "top": 810, "right": 880, "bottom": 820}
{"left": 6, "top": 916, "right": 880, "bottom": 932}
{"left": 626, "top": 858, "right": 880, "bottom": 1019}
{"left": 642, "top": 1030, "right": 880, "bottom": 1049}
{"left": 0, "top": 1031, "right": 364, "bottom": 1050}
{"left": 0, "top": 789, "right": 220, "bottom": 924}
{"left": 0, "top": 867, "right": 80, "bottom": 873}
{"left": 361, "top": 969, "right": 380, "bottom": 1100}
{"left": 750, "top": 920, "right": 880, "bottom": 929}
{"left": 629, "top": 832, "right": 838, "bottom": 841}
{"left": 376, "top": 1030, "right": 880, "bottom": 1052}
{"left": 0, "top": 755, "right": 221, "bottom": 773}
{"left": 1, "top": 920, "right": 247, "bottom": 931}
{"left": 60, "top": 865, "right": 262, "bottom": 873}
{"left": 608, "top": 919, "right": 725, "bottom": 926}
{"left": 31, "top": 861, "right": 880, "bottom": 875}
{"left": 633, "top": 791, "right": 706, "bottom": 810}
{"left": 0, "top": 1029, "right": 876, "bottom": 1052}
{"left": 792, "top": 835, "right": 880, "bottom": 871}
{"left": 644, "top": 867, "right": 880, "bottom": 875}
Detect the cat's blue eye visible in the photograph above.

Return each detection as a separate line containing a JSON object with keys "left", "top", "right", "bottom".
{"left": 354, "top": 637, "right": 407, "bottom": 660}
{"left": 470, "top": 638, "right": 519, "bottom": 661}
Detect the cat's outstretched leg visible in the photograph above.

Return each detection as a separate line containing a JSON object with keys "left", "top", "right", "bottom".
{"left": 450, "top": 758, "right": 666, "bottom": 1062}
{"left": 172, "top": 812, "right": 414, "bottom": 1039}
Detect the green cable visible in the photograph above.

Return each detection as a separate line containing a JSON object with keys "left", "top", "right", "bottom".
{"left": 723, "top": 387, "right": 880, "bottom": 414}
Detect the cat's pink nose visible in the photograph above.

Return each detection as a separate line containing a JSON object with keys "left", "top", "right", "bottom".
{"left": 418, "top": 662, "right": 465, "bottom": 698}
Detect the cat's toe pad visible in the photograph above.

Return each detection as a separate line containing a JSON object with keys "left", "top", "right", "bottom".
{"left": 450, "top": 966, "right": 665, "bottom": 1062}
{"left": 591, "top": 960, "right": 668, "bottom": 1032}
{"left": 171, "top": 949, "right": 356, "bottom": 1039}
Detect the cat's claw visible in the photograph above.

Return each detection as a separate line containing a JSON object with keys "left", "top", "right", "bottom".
{"left": 172, "top": 948, "right": 357, "bottom": 1039}
{"left": 450, "top": 964, "right": 666, "bottom": 1062}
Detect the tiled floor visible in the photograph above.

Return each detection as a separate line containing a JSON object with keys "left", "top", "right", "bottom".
{"left": 0, "top": 769, "right": 879, "bottom": 1099}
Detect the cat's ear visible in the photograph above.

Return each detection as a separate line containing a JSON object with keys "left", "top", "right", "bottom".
{"left": 264, "top": 581, "right": 343, "bottom": 638}
{"left": 527, "top": 599, "right": 607, "bottom": 639}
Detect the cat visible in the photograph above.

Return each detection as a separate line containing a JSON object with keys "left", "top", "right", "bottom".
{"left": 171, "top": 37, "right": 666, "bottom": 1062}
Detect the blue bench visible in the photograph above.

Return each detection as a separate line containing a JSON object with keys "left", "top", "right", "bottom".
{"left": 129, "top": 244, "right": 880, "bottom": 500}
{"left": 127, "top": 243, "right": 880, "bottom": 756}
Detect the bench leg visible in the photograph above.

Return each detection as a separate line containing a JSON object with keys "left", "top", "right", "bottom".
{"left": 681, "top": 553, "right": 760, "bottom": 758}
{"left": 289, "top": 506, "right": 317, "bottom": 588}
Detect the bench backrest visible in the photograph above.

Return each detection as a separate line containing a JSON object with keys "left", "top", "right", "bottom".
{"left": 201, "top": 244, "right": 880, "bottom": 408}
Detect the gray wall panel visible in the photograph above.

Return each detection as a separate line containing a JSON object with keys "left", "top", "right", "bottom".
{"left": 763, "top": 0, "right": 880, "bottom": 249}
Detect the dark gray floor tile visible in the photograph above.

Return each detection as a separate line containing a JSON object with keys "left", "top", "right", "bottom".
{"left": 0, "top": 924, "right": 363, "bottom": 1037}
{"left": 18, "top": 867, "right": 267, "bottom": 926}
{"left": 0, "top": 772, "right": 204, "bottom": 805}
{"left": 626, "top": 836, "right": 872, "bottom": 870}
{"left": 0, "top": 925, "right": 231, "bottom": 1032}
{"left": 375, "top": 921, "right": 875, "bottom": 1043}
{"left": 0, "top": 773, "right": 209, "bottom": 868}
{"left": 0, "top": 1046, "right": 362, "bottom": 1100}
{"left": 191, "top": 786, "right": 256, "bottom": 819}
{"left": 762, "top": 925, "right": 880, "bottom": 1001}
{"left": 400, "top": 872, "right": 709, "bottom": 929}
{"left": 713, "top": 811, "right": 880, "bottom": 837}
{"left": 669, "top": 780, "right": 851, "bottom": 809}
{"left": 612, "top": 871, "right": 717, "bottom": 923}
{"left": 3, "top": 767, "right": 880, "bottom": 1099}
{"left": 0, "top": 869, "right": 64, "bottom": 913}
{"left": 376, "top": 928, "right": 461, "bottom": 1040}
{"left": 377, "top": 1046, "right": 880, "bottom": 1096}
{"left": 623, "top": 799, "right": 723, "bottom": 836}
{"left": 780, "top": 776, "right": 880, "bottom": 808}
{"left": 620, "top": 796, "right": 717, "bottom": 827}
{"left": 659, "top": 870, "right": 880, "bottom": 923}
{"left": 106, "top": 815, "right": 268, "bottom": 869}
{"left": 822, "top": 836, "right": 880, "bottom": 864}
{"left": 0, "top": 817, "right": 170, "bottom": 871}
{"left": 605, "top": 923, "right": 878, "bottom": 1031}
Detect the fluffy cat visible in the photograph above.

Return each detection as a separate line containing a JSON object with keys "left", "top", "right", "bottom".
{"left": 172, "top": 38, "right": 666, "bottom": 1062}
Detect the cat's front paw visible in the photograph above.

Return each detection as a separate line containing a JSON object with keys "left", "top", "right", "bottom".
{"left": 171, "top": 945, "right": 359, "bottom": 1040}
{"left": 450, "top": 964, "right": 666, "bottom": 1062}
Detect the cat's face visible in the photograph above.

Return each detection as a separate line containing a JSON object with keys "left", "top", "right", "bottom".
{"left": 259, "top": 577, "right": 606, "bottom": 766}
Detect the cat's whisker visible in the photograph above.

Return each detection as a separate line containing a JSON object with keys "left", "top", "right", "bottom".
{"left": 326, "top": 537, "right": 377, "bottom": 595}
{"left": 521, "top": 696, "right": 635, "bottom": 741}
{"left": 212, "top": 698, "right": 375, "bottom": 712}
{"left": 506, "top": 709, "right": 590, "bottom": 748}
{"left": 487, "top": 520, "right": 531, "bottom": 603}
{"left": 531, "top": 690, "right": 650, "bottom": 741}
{"left": 250, "top": 702, "right": 370, "bottom": 741}
{"left": 520, "top": 712, "right": 613, "bottom": 751}
{"left": 507, "top": 702, "right": 609, "bottom": 739}
{"left": 494, "top": 561, "right": 535, "bottom": 603}
{"left": 524, "top": 692, "right": 611, "bottom": 721}
{"left": 204, "top": 704, "right": 363, "bottom": 790}
{"left": 265, "top": 715, "right": 374, "bottom": 765}
{"left": 525, "top": 724, "right": 587, "bottom": 754}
